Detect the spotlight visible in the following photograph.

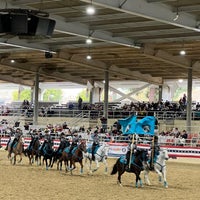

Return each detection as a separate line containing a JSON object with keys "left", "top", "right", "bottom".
{"left": 180, "top": 50, "right": 186, "bottom": 56}
{"left": 178, "top": 79, "right": 183, "bottom": 83}
{"left": 86, "top": 38, "right": 92, "bottom": 44}
{"left": 86, "top": 5, "right": 95, "bottom": 15}
{"left": 86, "top": 55, "right": 92, "bottom": 60}
{"left": 11, "top": 59, "right": 15, "bottom": 63}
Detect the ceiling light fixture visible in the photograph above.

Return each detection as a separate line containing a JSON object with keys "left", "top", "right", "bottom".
{"left": 86, "top": 55, "right": 92, "bottom": 60}
{"left": 178, "top": 79, "right": 183, "bottom": 83}
{"left": 11, "top": 59, "right": 15, "bottom": 63}
{"left": 86, "top": 38, "right": 92, "bottom": 44}
{"left": 86, "top": 0, "right": 95, "bottom": 15}
{"left": 180, "top": 50, "right": 186, "bottom": 55}
{"left": 86, "top": 5, "right": 95, "bottom": 15}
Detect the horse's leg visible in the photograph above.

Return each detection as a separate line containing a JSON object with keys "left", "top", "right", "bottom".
{"left": 56, "top": 156, "right": 60, "bottom": 170}
{"left": 38, "top": 155, "right": 41, "bottom": 166}
{"left": 35, "top": 153, "right": 39, "bottom": 165}
{"left": 59, "top": 159, "right": 63, "bottom": 171}
{"left": 31, "top": 153, "right": 34, "bottom": 164}
{"left": 69, "top": 160, "right": 76, "bottom": 175}
{"left": 162, "top": 168, "right": 168, "bottom": 188}
{"left": 155, "top": 167, "right": 163, "bottom": 183}
{"left": 117, "top": 165, "right": 125, "bottom": 186}
{"left": 51, "top": 155, "right": 56, "bottom": 168}
{"left": 135, "top": 173, "right": 143, "bottom": 188}
{"left": 13, "top": 154, "right": 16, "bottom": 165}
{"left": 28, "top": 154, "right": 32, "bottom": 165}
{"left": 49, "top": 157, "right": 52, "bottom": 168}
{"left": 65, "top": 160, "right": 70, "bottom": 172}
{"left": 18, "top": 154, "right": 22, "bottom": 163}
{"left": 45, "top": 157, "right": 48, "bottom": 170}
{"left": 103, "top": 158, "right": 108, "bottom": 174}
{"left": 135, "top": 172, "right": 142, "bottom": 188}
{"left": 89, "top": 159, "right": 92, "bottom": 174}
{"left": 92, "top": 159, "right": 100, "bottom": 172}
{"left": 42, "top": 157, "right": 45, "bottom": 166}
{"left": 8, "top": 151, "right": 11, "bottom": 159}
{"left": 79, "top": 160, "right": 84, "bottom": 175}
{"left": 144, "top": 167, "right": 151, "bottom": 185}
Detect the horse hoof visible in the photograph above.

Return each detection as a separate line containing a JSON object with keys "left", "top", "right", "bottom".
{"left": 117, "top": 181, "right": 123, "bottom": 187}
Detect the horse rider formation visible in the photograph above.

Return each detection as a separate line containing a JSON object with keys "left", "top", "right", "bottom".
{"left": 2, "top": 128, "right": 169, "bottom": 188}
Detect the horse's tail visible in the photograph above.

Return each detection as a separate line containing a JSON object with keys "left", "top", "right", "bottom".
{"left": 110, "top": 158, "right": 120, "bottom": 175}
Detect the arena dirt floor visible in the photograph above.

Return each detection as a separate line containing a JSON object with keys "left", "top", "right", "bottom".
{"left": 0, "top": 150, "right": 200, "bottom": 200}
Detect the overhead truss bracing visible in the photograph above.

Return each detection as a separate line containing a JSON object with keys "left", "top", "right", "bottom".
{"left": 0, "top": 0, "right": 200, "bottom": 86}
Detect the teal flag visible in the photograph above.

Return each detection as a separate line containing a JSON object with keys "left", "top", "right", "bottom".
{"left": 118, "top": 115, "right": 137, "bottom": 135}
{"left": 135, "top": 116, "right": 155, "bottom": 135}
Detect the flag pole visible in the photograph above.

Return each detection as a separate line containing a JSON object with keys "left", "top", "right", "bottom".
{"left": 129, "top": 134, "right": 135, "bottom": 169}
{"left": 150, "top": 135, "right": 155, "bottom": 169}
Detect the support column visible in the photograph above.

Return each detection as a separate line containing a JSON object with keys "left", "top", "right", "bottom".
{"left": 104, "top": 70, "right": 109, "bottom": 119}
{"left": 30, "top": 86, "right": 34, "bottom": 105}
{"left": 89, "top": 89, "right": 93, "bottom": 104}
{"left": 33, "top": 72, "right": 39, "bottom": 125}
{"left": 186, "top": 67, "right": 193, "bottom": 133}
{"left": 158, "top": 85, "right": 163, "bottom": 102}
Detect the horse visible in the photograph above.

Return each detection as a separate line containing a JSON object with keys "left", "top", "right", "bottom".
{"left": 38, "top": 141, "right": 55, "bottom": 170}
{"left": 111, "top": 149, "right": 148, "bottom": 188}
{"left": 24, "top": 138, "right": 41, "bottom": 165}
{"left": 51, "top": 139, "right": 70, "bottom": 168}
{"left": 7, "top": 135, "right": 24, "bottom": 165}
{"left": 143, "top": 148, "right": 169, "bottom": 188}
{"left": 58, "top": 140, "right": 87, "bottom": 174}
{"left": 84, "top": 142, "right": 109, "bottom": 174}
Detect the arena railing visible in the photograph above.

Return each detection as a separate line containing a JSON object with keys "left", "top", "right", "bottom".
{"left": 1, "top": 107, "right": 200, "bottom": 121}
{"left": 0, "top": 132, "right": 199, "bottom": 148}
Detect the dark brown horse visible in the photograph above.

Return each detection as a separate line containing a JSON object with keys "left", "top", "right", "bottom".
{"left": 38, "top": 141, "right": 55, "bottom": 170}
{"left": 58, "top": 140, "right": 87, "bottom": 174}
{"left": 24, "top": 138, "right": 41, "bottom": 165}
{"left": 7, "top": 135, "right": 24, "bottom": 165}
{"left": 111, "top": 149, "right": 148, "bottom": 188}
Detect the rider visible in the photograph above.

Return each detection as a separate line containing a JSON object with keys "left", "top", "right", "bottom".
{"left": 68, "top": 133, "right": 79, "bottom": 156}
{"left": 41, "top": 130, "right": 53, "bottom": 152}
{"left": 56, "top": 133, "right": 70, "bottom": 154}
{"left": 29, "top": 130, "right": 40, "bottom": 150}
{"left": 10, "top": 128, "right": 22, "bottom": 152}
{"left": 91, "top": 130, "right": 100, "bottom": 160}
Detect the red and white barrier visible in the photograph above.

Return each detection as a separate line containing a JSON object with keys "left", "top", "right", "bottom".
{"left": 1, "top": 137, "right": 200, "bottom": 158}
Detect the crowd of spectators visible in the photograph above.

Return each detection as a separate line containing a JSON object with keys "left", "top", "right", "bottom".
{"left": 1, "top": 97, "right": 200, "bottom": 120}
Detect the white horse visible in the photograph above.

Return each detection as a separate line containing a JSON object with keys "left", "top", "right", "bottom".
{"left": 144, "top": 148, "right": 169, "bottom": 188}
{"left": 84, "top": 142, "right": 109, "bottom": 174}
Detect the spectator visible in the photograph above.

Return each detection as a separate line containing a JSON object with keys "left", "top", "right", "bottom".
{"left": 78, "top": 96, "right": 83, "bottom": 110}
{"left": 181, "top": 130, "right": 188, "bottom": 140}
{"left": 100, "top": 116, "right": 107, "bottom": 133}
